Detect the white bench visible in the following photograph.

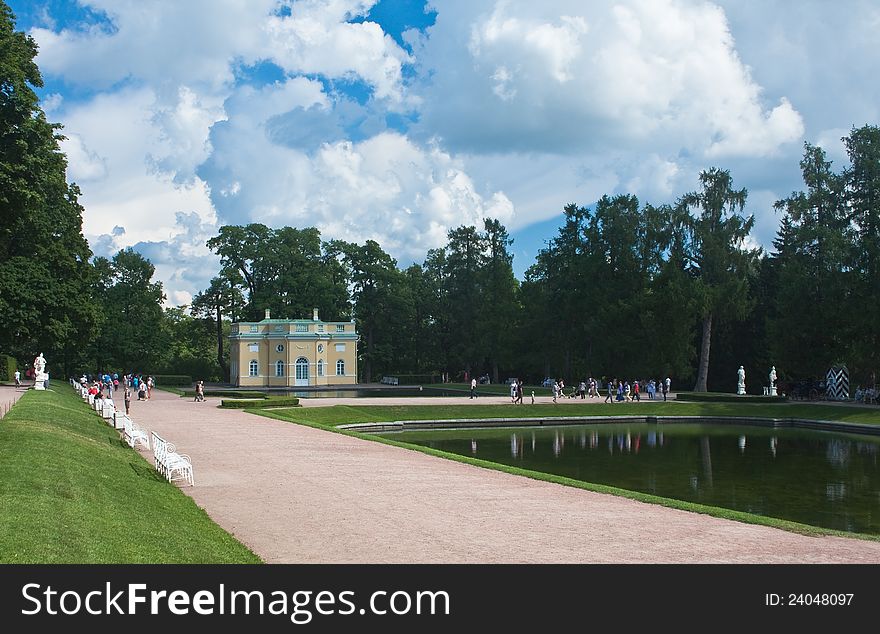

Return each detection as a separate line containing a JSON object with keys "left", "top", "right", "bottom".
{"left": 113, "top": 411, "right": 130, "bottom": 430}
{"left": 101, "top": 402, "right": 116, "bottom": 420}
{"left": 150, "top": 431, "right": 194, "bottom": 486}
{"left": 123, "top": 417, "right": 150, "bottom": 451}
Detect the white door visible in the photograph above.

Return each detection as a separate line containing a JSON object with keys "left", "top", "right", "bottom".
{"left": 295, "top": 357, "right": 309, "bottom": 386}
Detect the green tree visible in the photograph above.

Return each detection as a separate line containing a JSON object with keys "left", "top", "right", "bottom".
{"left": 191, "top": 273, "right": 244, "bottom": 380}
{"left": 679, "top": 168, "right": 759, "bottom": 392}
{"left": 843, "top": 125, "right": 880, "bottom": 378}
{"left": 206, "top": 224, "right": 349, "bottom": 322}
{"left": 330, "top": 239, "right": 407, "bottom": 382}
{"left": 477, "top": 219, "right": 519, "bottom": 383}
{"left": 91, "top": 249, "right": 166, "bottom": 372}
{"left": 0, "top": 2, "right": 99, "bottom": 375}
{"left": 772, "top": 143, "right": 851, "bottom": 377}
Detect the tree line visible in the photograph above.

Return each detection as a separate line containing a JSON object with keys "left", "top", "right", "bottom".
{"left": 3, "top": 2, "right": 879, "bottom": 391}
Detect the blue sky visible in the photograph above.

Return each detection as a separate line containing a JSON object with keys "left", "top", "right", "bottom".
{"left": 7, "top": 0, "right": 880, "bottom": 304}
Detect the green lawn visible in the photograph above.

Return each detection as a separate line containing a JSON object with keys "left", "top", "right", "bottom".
{"left": 266, "top": 400, "right": 880, "bottom": 427}
{"left": 0, "top": 385, "right": 261, "bottom": 563}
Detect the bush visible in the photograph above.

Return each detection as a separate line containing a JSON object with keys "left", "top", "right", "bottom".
{"left": 0, "top": 354, "right": 17, "bottom": 382}
{"left": 395, "top": 374, "right": 443, "bottom": 384}
{"left": 220, "top": 397, "right": 300, "bottom": 409}
{"left": 676, "top": 392, "right": 787, "bottom": 404}
{"left": 183, "top": 390, "right": 268, "bottom": 399}
{"left": 152, "top": 374, "right": 192, "bottom": 387}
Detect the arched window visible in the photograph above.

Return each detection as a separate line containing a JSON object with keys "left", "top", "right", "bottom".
{"left": 276, "top": 360, "right": 284, "bottom": 377}
{"left": 336, "top": 359, "right": 345, "bottom": 376}
{"left": 249, "top": 360, "right": 258, "bottom": 377}
{"left": 317, "top": 359, "right": 324, "bottom": 377}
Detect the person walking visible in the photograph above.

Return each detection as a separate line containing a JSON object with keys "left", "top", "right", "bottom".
{"left": 605, "top": 379, "right": 614, "bottom": 404}
{"left": 515, "top": 379, "right": 524, "bottom": 405}
{"left": 147, "top": 375, "right": 154, "bottom": 400}
{"left": 633, "top": 380, "right": 640, "bottom": 401}
{"left": 470, "top": 377, "right": 477, "bottom": 399}
{"left": 14, "top": 369, "right": 20, "bottom": 388}
{"left": 661, "top": 378, "right": 668, "bottom": 402}
{"left": 124, "top": 385, "right": 132, "bottom": 414}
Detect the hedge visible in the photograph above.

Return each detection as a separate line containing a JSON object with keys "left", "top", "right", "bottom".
{"left": 676, "top": 392, "right": 788, "bottom": 404}
{"left": 394, "top": 374, "right": 443, "bottom": 384}
{"left": 183, "top": 390, "right": 268, "bottom": 399}
{"left": 1, "top": 354, "right": 17, "bottom": 382}
{"left": 152, "top": 374, "right": 192, "bottom": 386}
{"left": 220, "top": 397, "right": 300, "bottom": 409}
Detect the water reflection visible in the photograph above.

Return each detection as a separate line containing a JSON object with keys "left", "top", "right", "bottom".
{"left": 398, "top": 423, "right": 880, "bottom": 535}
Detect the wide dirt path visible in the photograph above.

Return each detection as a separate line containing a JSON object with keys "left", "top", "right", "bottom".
{"left": 129, "top": 389, "right": 880, "bottom": 563}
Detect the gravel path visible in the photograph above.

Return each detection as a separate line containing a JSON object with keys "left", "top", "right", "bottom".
{"left": 128, "top": 389, "right": 880, "bottom": 563}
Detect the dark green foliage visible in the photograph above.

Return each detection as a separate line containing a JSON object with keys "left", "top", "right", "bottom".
{"left": 0, "top": 3, "right": 99, "bottom": 374}
{"left": 1, "top": 353, "right": 16, "bottom": 380}
{"left": 151, "top": 374, "right": 192, "bottom": 386}
{"left": 220, "top": 397, "right": 299, "bottom": 408}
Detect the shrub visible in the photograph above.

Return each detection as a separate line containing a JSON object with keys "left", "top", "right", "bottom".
{"left": 220, "top": 397, "right": 300, "bottom": 409}
{"left": 183, "top": 390, "right": 268, "bottom": 399}
{"left": 676, "top": 392, "right": 787, "bottom": 404}
{"left": 0, "top": 354, "right": 17, "bottom": 382}
{"left": 152, "top": 374, "right": 192, "bottom": 387}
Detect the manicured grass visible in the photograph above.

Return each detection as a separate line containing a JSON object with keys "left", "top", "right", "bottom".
{"left": 265, "top": 400, "right": 880, "bottom": 427}
{"left": 0, "top": 385, "right": 261, "bottom": 563}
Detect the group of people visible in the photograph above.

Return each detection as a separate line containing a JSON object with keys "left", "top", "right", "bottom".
{"left": 542, "top": 377, "right": 672, "bottom": 403}
{"left": 77, "top": 373, "right": 155, "bottom": 414}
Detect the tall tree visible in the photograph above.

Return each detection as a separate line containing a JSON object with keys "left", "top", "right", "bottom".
{"left": 191, "top": 273, "right": 244, "bottom": 380}
{"left": 91, "top": 249, "right": 166, "bottom": 372}
{"left": 843, "top": 125, "right": 880, "bottom": 378}
{"left": 331, "top": 239, "right": 407, "bottom": 382}
{"left": 772, "top": 143, "right": 851, "bottom": 377}
{"left": 0, "top": 2, "right": 98, "bottom": 374}
{"left": 679, "top": 168, "right": 758, "bottom": 392}
{"left": 477, "top": 219, "right": 519, "bottom": 383}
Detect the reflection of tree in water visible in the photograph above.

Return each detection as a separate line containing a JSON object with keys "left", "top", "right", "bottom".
{"left": 825, "top": 439, "right": 851, "bottom": 468}
{"left": 700, "top": 436, "right": 713, "bottom": 488}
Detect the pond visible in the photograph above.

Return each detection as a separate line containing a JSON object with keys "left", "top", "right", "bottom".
{"left": 377, "top": 422, "right": 880, "bottom": 534}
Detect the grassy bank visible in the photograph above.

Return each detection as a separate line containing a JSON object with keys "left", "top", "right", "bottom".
{"left": 265, "top": 400, "right": 880, "bottom": 427}
{"left": 0, "top": 385, "right": 261, "bottom": 563}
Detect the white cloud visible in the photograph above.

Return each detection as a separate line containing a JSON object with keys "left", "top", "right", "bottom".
{"left": 266, "top": 0, "right": 414, "bottom": 104}
{"left": 417, "top": 0, "right": 804, "bottom": 157}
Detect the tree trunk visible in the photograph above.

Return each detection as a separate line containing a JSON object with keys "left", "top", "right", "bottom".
{"left": 492, "top": 361, "right": 499, "bottom": 384}
{"left": 364, "top": 326, "right": 373, "bottom": 383}
{"left": 216, "top": 303, "right": 227, "bottom": 380}
{"left": 693, "top": 313, "right": 712, "bottom": 392}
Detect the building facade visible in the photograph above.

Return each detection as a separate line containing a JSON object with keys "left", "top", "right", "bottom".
{"left": 229, "top": 309, "right": 358, "bottom": 387}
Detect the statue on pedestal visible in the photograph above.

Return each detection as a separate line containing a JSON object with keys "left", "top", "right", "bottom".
{"left": 737, "top": 366, "right": 746, "bottom": 395}
{"left": 33, "top": 353, "right": 48, "bottom": 390}
{"left": 769, "top": 366, "right": 777, "bottom": 396}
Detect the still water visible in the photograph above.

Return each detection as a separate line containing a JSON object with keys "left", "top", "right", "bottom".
{"left": 379, "top": 423, "right": 880, "bottom": 534}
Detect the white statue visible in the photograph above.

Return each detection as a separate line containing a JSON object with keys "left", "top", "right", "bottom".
{"left": 33, "top": 353, "right": 48, "bottom": 391}
{"left": 769, "top": 366, "right": 777, "bottom": 396}
{"left": 737, "top": 366, "right": 746, "bottom": 395}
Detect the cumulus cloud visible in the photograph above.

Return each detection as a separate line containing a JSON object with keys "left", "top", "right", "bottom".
{"left": 31, "top": 0, "right": 862, "bottom": 297}
{"left": 202, "top": 78, "right": 514, "bottom": 257}
{"left": 415, "top": 0, "right": 804, "bottom": 157}
{"left": 266, "top": 0, "right": 415, "bottom": 104}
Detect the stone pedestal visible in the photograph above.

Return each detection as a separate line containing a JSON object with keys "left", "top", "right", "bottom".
{"left": 769, "top": 386, "right": 777, "bottom": 396}
{"left": 34, "top": 372, "right": 48, "bottom": 390}
{"left": 737, "top": 386, "right": 746, "bottom": 395}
